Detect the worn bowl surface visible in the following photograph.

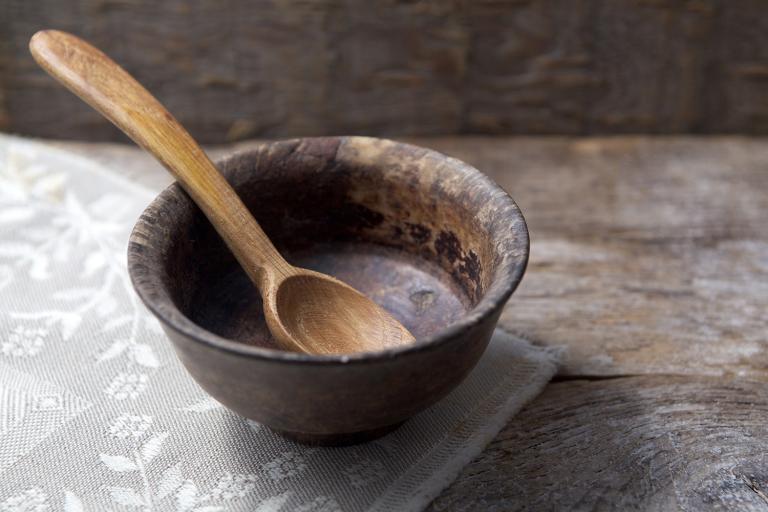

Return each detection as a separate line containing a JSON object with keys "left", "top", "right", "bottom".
{"left": 128, "top": 136, "right": 528, "bottom": 444}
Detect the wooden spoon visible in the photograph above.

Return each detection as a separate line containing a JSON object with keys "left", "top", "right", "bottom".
{"left": 30, "top": 30, "right": 415, "bottom": 355}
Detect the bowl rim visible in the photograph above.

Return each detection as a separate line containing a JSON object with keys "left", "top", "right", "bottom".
{"left": 127, "top": 136, "right": 529, "bottom": 365}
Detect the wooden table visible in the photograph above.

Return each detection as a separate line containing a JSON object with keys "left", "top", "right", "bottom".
{"left": 55, "top": 136, "right": 768, "bottom": 511}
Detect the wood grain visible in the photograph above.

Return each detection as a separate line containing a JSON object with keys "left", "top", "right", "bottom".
{"left": 50, "top": 135, "right": 768, "bottom": 507}
{"left": 428, "top": 376, "right": 768, "bottom": 511}
{"left": 6, "top": 1, "right": 768, "bottom": 142}
{"left": 419, "top": 137, "right": 768, "bottom": 379}
{"left": 31, "top": 31, "right": 416, "bottom": 355}
{"left": 126, "top": 136, "right": 527, "bottom": 443}
{"left": 29, "top": 30, "right": 291, "bottom": 287}
{"left": 54, "top": 135, "right": 768, "bottom": 377}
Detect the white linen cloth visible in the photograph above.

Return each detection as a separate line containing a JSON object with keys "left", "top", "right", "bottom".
{"left": 0, "top": 134, "right": 558, "bottom": 512}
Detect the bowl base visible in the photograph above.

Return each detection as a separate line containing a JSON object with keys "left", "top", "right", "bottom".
{"left": 273, "top": 421, "right": 405, "bottom": 446}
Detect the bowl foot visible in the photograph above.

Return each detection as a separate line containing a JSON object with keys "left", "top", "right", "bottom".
{"left": 273, "top": 422, "right": 405, "bottom": 446}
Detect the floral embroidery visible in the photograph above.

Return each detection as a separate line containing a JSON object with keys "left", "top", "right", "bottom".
{"left": 32, "top": 394, "right": 63, "bottom": 411}
{"left": 0, "top": 487, "right": 49, "bottom": 512}
{"left": 104, "top": 372, "right": 148, "bottom": 400}
{"left": 2, "top": 326, "right": 46, "bottom": 357}
{"left": 100, "top": 415, "right": 267, "bottom": 511}
{"left": 0, "top": 144, "right": 163, "bottom": 405}
{"left": 263, "top": 452, "right": 307, "bottom": 481}
{"left": 173, "top": 475, "right": 267, "bottom": 512}
{"left": 63, "top": 491, "right": 85, "bottom": 512}
{"left": 100, "top": 414, "right": 168, "bottom": 509}
{"left": 108, "top": 414, "right": 152, "bottom": 439}
{"left": 203, "top": 473, "right": 258, "bottom": 501}
{"left": 180, "top": 397, "right": 223, "bottom": 413}
{"left": 1, "top": 145, "right": 66, "bottom": 202}
{"left": 0, "top": 137, "right": 546, "bottom": 512}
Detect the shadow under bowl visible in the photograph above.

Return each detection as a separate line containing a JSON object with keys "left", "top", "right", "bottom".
{"left": 127, "top": 136, "right": 528, "bottom": 445}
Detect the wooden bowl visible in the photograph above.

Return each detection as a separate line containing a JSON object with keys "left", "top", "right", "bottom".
{"left": 128, "top": 137, "right": 528, "bottom": 445}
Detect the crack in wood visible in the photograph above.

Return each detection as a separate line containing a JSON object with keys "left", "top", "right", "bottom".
{"left": 740, "top": 474, "right": 768, "bottom": 507}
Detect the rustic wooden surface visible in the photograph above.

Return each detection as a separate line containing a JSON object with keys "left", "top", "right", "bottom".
{"left": 430, "top": 376, "right": 768, "bottom": 511}
{"left": 48, "top": 136, "right": 768, "bottom": 509}
{"left": 5, "top": 1, "right": 768, "bottom": 142}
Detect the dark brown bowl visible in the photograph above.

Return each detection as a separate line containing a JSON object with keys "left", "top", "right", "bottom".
{"left": 127, "top": 136, "right": 528, "bottom": 445}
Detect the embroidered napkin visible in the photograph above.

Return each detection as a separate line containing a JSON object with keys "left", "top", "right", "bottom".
{"left": 0, "top": 133, "right": 558, "bottom": 512}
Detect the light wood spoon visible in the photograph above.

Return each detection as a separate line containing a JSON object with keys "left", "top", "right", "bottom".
{"left": 30, "top": 30, "right": 415, "bottom": 355}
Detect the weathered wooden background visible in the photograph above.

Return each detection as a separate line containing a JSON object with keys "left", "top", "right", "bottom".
{"left": 3, "top": 0, "right": 768, "bottom": 143}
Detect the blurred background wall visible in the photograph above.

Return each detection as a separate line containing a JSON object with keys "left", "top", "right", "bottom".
{"left": 2, "top": 0, "right": 767, "bottom": 143}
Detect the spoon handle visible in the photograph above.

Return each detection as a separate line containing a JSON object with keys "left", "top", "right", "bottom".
{"left": 29, "top": 30, "right": 291, "bottom": 287}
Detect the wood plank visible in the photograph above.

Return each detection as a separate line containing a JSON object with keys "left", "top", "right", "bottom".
{"left": 428, "top": 375, "right": 768, "bottom": 512}
{"left": 47, "top": 136, "right": 768, "bottom": 378}
{"left": 36, "top": 136, "right": 768, "bottom": 509}
{"left": 5, "top": 1, "right": 768, "bottom": 141}
{"left": 418, "top": 137, "right": 768, "bottom": 378}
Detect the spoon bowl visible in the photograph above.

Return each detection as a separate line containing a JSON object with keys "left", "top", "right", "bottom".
{"left": 269, "top": 273, "right": 413, "bottom": 355}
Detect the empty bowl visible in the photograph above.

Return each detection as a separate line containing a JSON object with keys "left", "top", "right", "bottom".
{"left": 127, "top": 136, "right": 528, "bottom": 444}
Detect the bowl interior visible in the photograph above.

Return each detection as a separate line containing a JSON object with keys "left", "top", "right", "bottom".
{"left": 147, "top": 137, "right": 525, "bottom": 352}
{"left": 189, "top": 243, "right": 469, "bottom": 350}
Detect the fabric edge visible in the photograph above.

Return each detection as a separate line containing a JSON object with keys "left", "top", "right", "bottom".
{"left": 375, "top": 330, "right": 560, "bottom": 512}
